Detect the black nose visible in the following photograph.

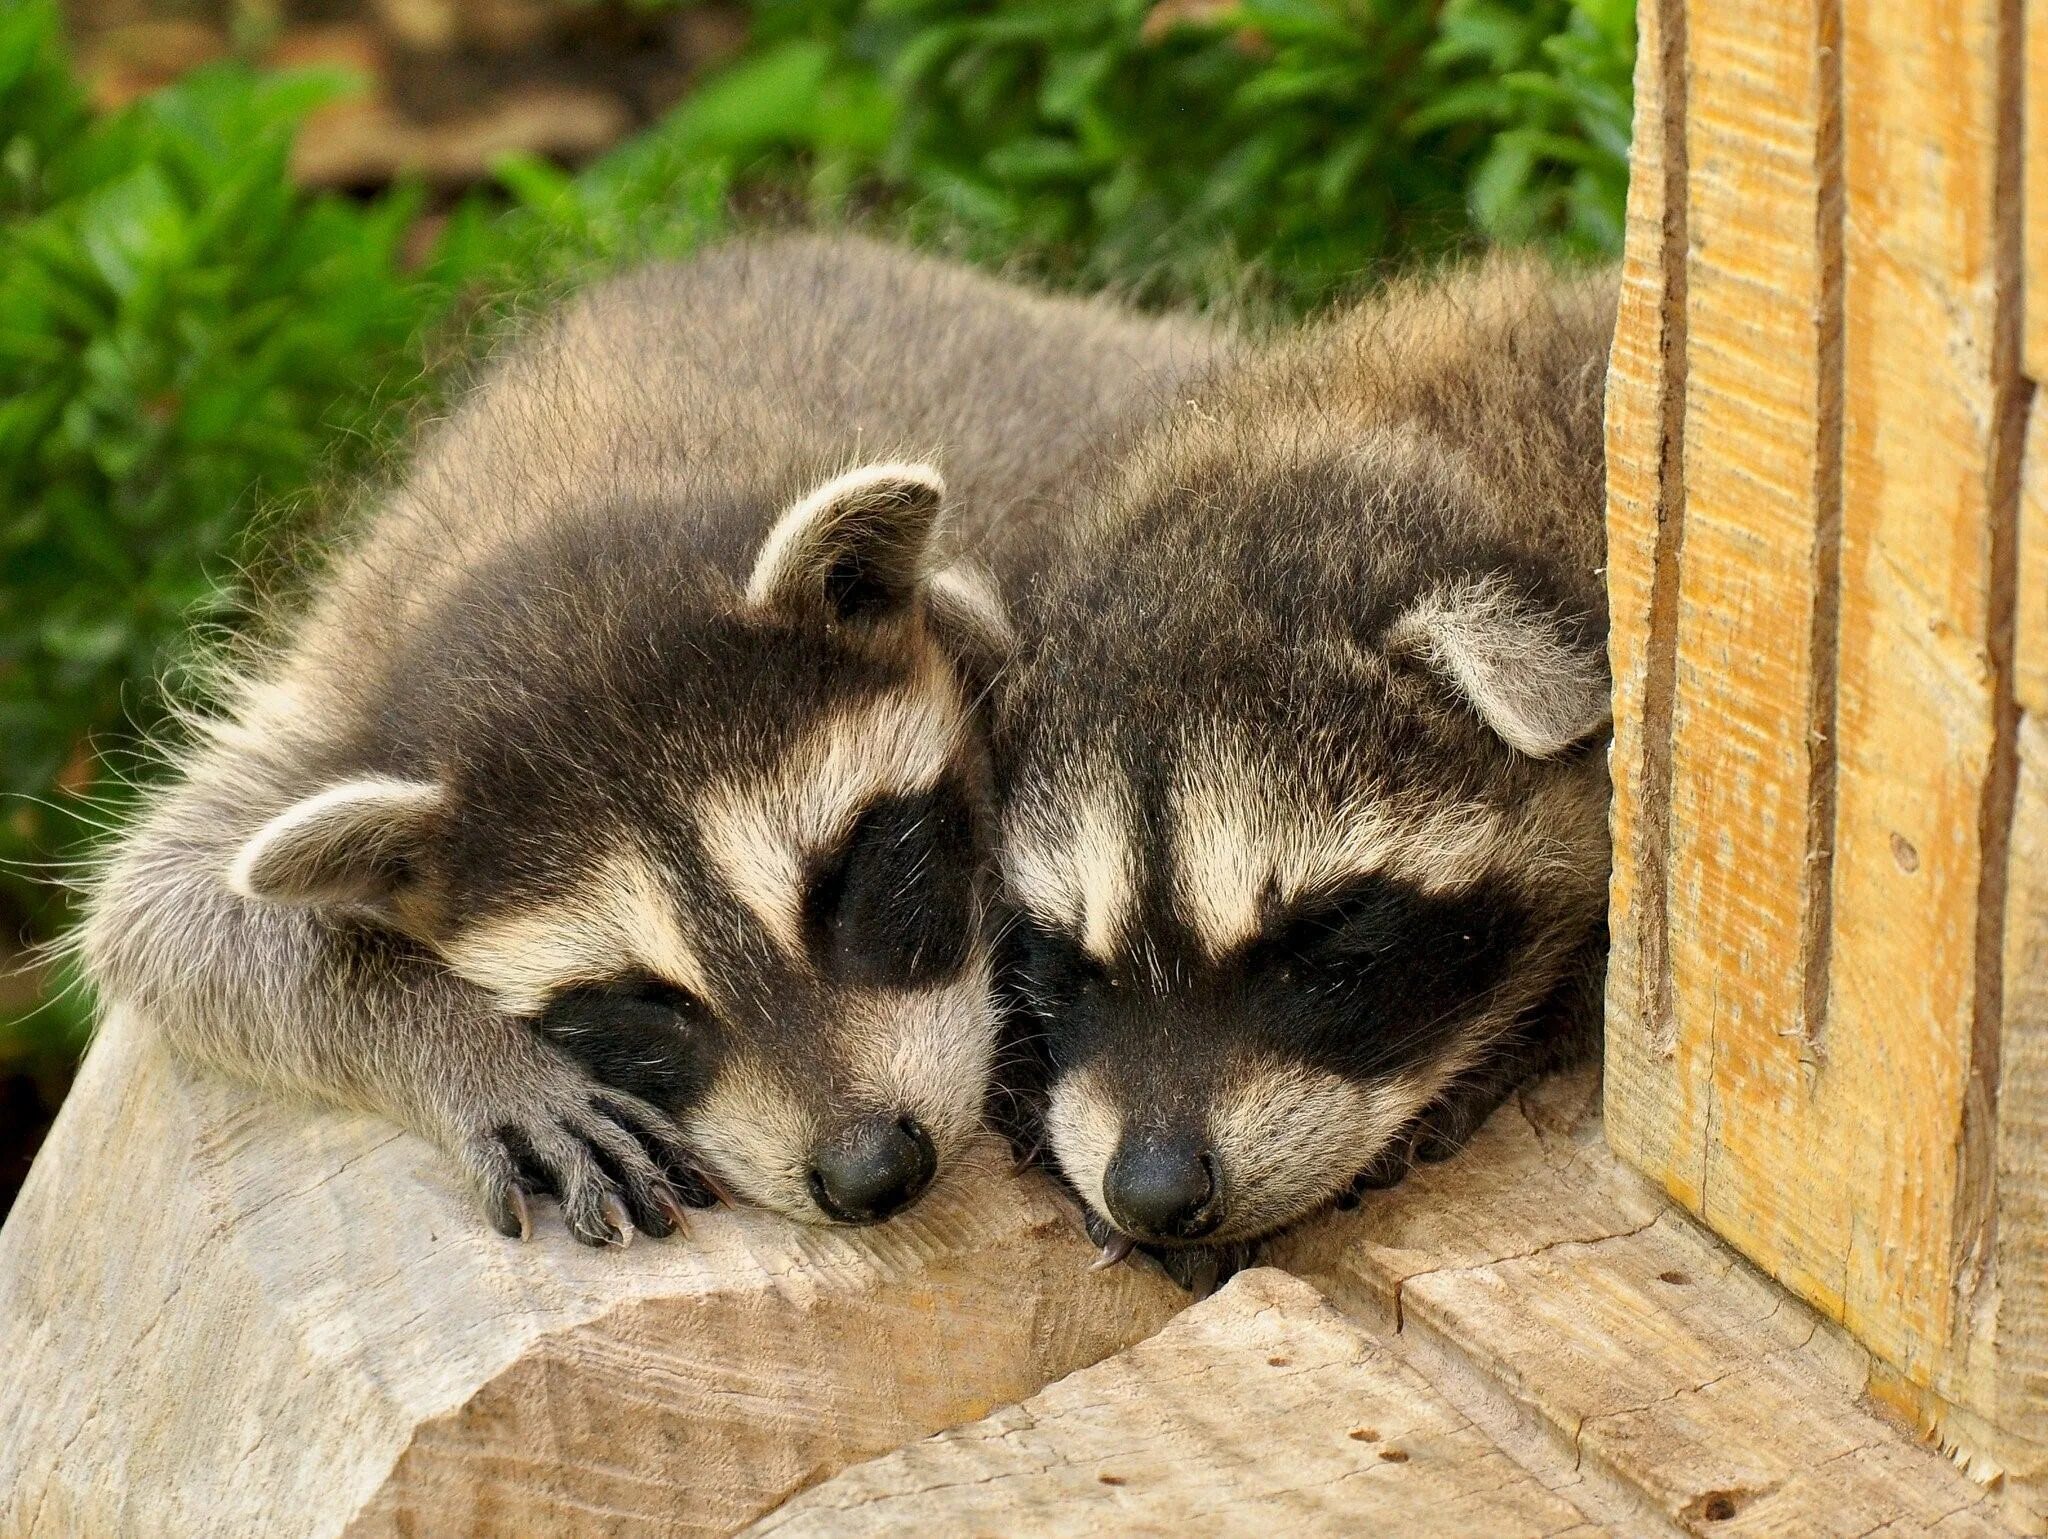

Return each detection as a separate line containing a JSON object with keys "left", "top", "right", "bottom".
{"left": 1104, "top": 1133, "right": 1221, "bottom": 1241}
{"left": 808, "top": 1116, "right": 937, "bottom": 1224}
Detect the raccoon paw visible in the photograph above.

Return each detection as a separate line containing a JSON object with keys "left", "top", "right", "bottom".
{"left": 455, "top": 1086, "right": 711, "bottom": 1248}
{"left": 1338, "top": 1133, "right": 1419, "bottom": 1203}
{"left": 1410, "top": 1072, "right": 1518, "bottom": 1165}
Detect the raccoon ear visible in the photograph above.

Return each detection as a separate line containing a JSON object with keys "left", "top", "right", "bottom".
{"left": 925, "top": 560, "right": 1016, "bottom": 699}
{"left": 747, "top": 462, "right": 946, "bottom": 622}
{"left": 227, "top": 778, "right": 446, "bottom": 910}
{"left": 1386, "top": 574, "right": 1610, "bottom": 758}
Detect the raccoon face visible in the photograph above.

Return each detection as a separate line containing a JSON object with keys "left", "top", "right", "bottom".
{"left": 998, "top": 570, "right": 1611, "bottom": 1248}
{"left": 227, "top": 464, "right": 1014, "bottom": 1226}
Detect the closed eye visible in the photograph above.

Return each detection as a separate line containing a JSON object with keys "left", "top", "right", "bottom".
{"left": 1006, "top": 911, "right": 1111, "bottom": 1006}
{"left": 804, "top": 782, "right": 977, "bottom": 986}
{"left": 530, "top": 971, "right": 711, "bottom": 1107}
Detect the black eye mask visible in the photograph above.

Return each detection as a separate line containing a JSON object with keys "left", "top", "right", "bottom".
{"left": 805, "top": 783, "right": 977, "bottom": 988}
{"left": 531, "top": 974, "right": 711, "bottom": 1109}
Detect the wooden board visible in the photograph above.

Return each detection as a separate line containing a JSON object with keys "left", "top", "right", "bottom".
{"left": 1616, "top": 0, "right": 1845, "bottom": 1263}
{"left": 1272, "top": 1069, "right": 2014, "bottom": 1538}
{"left": 1602, "top": 0, "right": 2041, "bottom": 1500}
{"left": 1601, "top": 0, "right": 1686, "bottom": 1083}
{"left": 0, "top": 1011, "right": 1185, "bottom": 1539}
{"left": 746, "top": 1269, "right": 1606, "bottom": 1539}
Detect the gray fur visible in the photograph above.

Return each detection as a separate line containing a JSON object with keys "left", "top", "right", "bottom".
{"left": 80, "top": 233, "right": 1223, "bottom": 1244}
{"left": 996, "top": 257, "right": 1617, "bottom": 1258}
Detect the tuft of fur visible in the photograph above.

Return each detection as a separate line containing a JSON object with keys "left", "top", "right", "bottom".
{"left": 79, "top": 234, "right": 1225, "bottom": 1244}
{"left": 996, "top": 256, "right": 1617, "bottom": 1265}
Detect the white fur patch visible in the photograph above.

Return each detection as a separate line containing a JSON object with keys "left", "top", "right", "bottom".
{"left": 683, "top": 1060, "right": 820, "bottom": 1219}
{"left": 227, "top": 777, "right": 444, "bottom": 906}
{"left": 926, "top": 561, "right": 1014, "bottom": 653}
{"left": 840, "top": 961, "right": 998, "bottom": 1158}
{"left": 442, "top": 849, "right": 712, "bottom": 1016}
{"left": 1002, "top": 767, "right": 1141, "bottom": 961}
{"left": 698, "top": 666, "right": 968, "bottom": 957}
{"left": 1044, "top": 1064, "right": 1125, "bottom": 1226}
{"left": 1169, "top": 735, "right": 1507, "bottom": 961}
{"left": 1205, "top": 1058, "right": 1432, "bottom": 1240}
{"left": 1387, "top": 573, "right": 1610, "bottom": 759}
{"left": 745, "top": 461, "right": 945, "bottom": 609}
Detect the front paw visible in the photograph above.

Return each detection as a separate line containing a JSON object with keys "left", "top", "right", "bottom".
{"left": 446, "top": 1060, "right": 716, "bottom": 1247}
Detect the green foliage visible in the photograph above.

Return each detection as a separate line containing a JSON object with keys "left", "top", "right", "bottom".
{"left": 0, "top": 0, "right": 1633, "bottom": 1063}
{"left": 0, "top": 1, "right": 727, "bottom": 1057}
{"left": 653, "top": 0, "right": 1635, "bottom": 307}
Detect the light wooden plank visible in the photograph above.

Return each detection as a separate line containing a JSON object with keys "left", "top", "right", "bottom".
{"left": 1642, "top": 0, "right": 1845, "bottom": 1274}
{"left": 746, "top": 1269, "right": 1607, "bottom": 1539}
{"left": 0, "top": 1013, "right": 1186, "bottom": 1539}
{"left": 1822, "top": 0, "right": 2020, "bottom": 1390}
{"left": 1602, "top": 0, "right": 1688, "bottom": 1174}
{"left": 1273, "top": 1070, "right": 2013, "bottom": 1538}
{"left": 1990, "top": 394, "right": 2048, "bottom": 1520}
{"left": 2028, "top": 0, "right": 2048, "bottom": 380}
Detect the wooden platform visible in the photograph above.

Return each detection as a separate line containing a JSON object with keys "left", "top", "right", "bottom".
{"left": 0, "top": 1016, "right": 2018, "bottom": 1536}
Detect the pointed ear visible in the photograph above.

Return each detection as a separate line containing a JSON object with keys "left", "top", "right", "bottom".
{"left": 746, "top": 462, "right": 946, "bottom": 622}
{"left": 227, "top": 778, "right": 446, "bottom": 910}
{"left": 925, "top": 560, "right": 1016, "bottom": 701}
{"left": 1386, "top": 575, "right": 1610, "bottom": 758}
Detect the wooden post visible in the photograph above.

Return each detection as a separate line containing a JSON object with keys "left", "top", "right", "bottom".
{"left": 1604, "top": 0, "right": 2046, "bottom": 1521}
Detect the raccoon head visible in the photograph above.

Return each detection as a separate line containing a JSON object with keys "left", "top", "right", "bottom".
{"left": 998, "top": 561, "right": 1611, "bottom": 1249}
{"left": 229, "top": 462, "right": 1014, "bottom": 1226}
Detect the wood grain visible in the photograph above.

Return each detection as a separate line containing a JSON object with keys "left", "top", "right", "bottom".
{"left": 2028, "top": 0, "right": 2048, "bottom": 379}
{"left": 1630, "top": 0, "right": 1845, "bottom": 1275}
{"left": 1274, "top": 1070, "right": 2013, "bottom": 1538}
{"left": 1991, "top": 393, "right": 2048, "bottom": 1523}
{"left": 1602, "top": 0, "right": 1687, "bottom": 1166}
{"left": 747, "top": 1269, "right": 1607, "bottom": 1539}
{"left": 0, "top": 1012, "right": 1185, "bottom": 1539}
{"left": 1603, "top": 0, "right": 2041, "bottom": 1492}
{"left": 1824, "top": 0, "right": 2021, "bottom": 1389}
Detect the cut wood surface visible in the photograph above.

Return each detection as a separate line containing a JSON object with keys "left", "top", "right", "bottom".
{"left": 1602, "top": 0, "right": 2042, "bottom": 1511}
{"left": 1270, "top": 1069, "right": 2013, "bottom": 1538}
{"left": 746, "top": 1268, "right": 1606, "bottom": 1539}
{"left": 0, "top": 1010, "right": 1185, "bottom": 1539}
{"left": 0, "top": 1032, "right": 2010, "bottom": 1537}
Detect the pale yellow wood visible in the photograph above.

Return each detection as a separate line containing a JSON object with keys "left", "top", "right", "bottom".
{"left": 0, "top": 1011, "right": 1185, "bottom": 1539}
{"left": 746, "top": 1269, "right": 1607, "bottom": 1539}
{"left": 1603, "top": 0, "right": 2042, "bottom": 1492}
{"left": 1987, "top": 396, "right": 2048, "bottom": 1523}
{"left": 2028, "top": 0, "right": 2048, "bottom": 380}
{"left": 1602, "top": 0, "right": 1683, "bottom": 1120}
{"left": 1823, "top": 0, "right": 2018, "bottom": 1386}
{"left": 1275, "top": 1069, "right": 2014, "bottom": 1537}
{"left": 1638, "top": 0, "right": 1844, "bottom": 1272}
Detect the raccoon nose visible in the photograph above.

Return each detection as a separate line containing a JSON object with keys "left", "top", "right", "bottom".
{"left": 808, "top": 1115, "right": 937, "bottom": 1224}
{"left": 1103, "top": 1134, "right": 1222, "bottom": 1242}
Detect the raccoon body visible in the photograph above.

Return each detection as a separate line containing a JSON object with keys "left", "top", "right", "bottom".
{"left": 996, "top": 258, "right": 1617, "bottom": 1260}
{"left": 81, "top": 234, "right": 1222, "bottom": 1245}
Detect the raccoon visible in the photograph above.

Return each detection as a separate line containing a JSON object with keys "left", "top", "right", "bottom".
{"left": 79, "top": 234, "right": 1222, "bottom": 1246}
{"left": 994, "top": 258, "right": 1616, "bottom": 1272}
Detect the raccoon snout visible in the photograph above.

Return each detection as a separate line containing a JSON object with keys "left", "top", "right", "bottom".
{"left": 806, "top": 1114, "right": 938, "bottom": 1224}
{"left": 1103, "top": 1133, "right": 1222, "bottom": 1243}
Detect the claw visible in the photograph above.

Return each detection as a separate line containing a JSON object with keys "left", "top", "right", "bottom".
{"left": 509, "top": 1186, "right": 533, "bottom": 1242}
{"left": 1010, "top": 1140, "right": 1043, "bottom": 1174}
{"left": 653, "top": 1185, "right": 691, "bottom": 1237}
{"left": 697, "top": 1166, "right": 737, "bottom": 1208}
{"left": 1090, "top": 1232, "right": 1136, "bottom": 1271}
{"left": 601, "top": 1194, "right": 634, "bottom": 1247}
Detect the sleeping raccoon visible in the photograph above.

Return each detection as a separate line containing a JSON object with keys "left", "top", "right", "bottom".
{"left": 79, "top": 234, "right": 1221, "bottom": 1246}
{"left": 994, "top": 258, "right": 1616, "bottom": 1275}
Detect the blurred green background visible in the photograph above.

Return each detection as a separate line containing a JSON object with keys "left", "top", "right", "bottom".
{"left": 0, "top": 0, "right": 1634, "bottom": 1205}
